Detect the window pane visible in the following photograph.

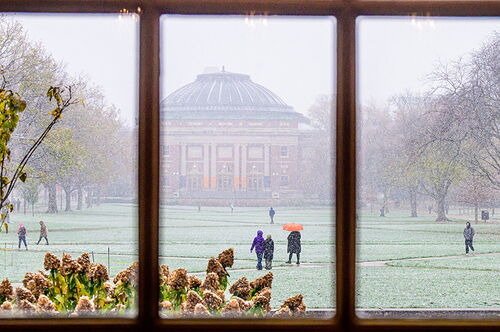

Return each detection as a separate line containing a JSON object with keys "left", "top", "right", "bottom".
{"left": 160, "top": 15, "right": 335, "bottom": 318}
{"left": 0, "top": 13, "right": 138, "bottom": 317}
{"left": 357, "top": 17, "right": 500, "bottom": 319}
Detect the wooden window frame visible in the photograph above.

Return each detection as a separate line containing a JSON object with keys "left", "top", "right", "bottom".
{"left": 0, "top": 1, "right": 499, "bottom": 331}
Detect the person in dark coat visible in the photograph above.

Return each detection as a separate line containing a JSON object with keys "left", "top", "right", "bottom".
{"left": 286, "top": 230, "right": 301, "bottom": 264}
{"left": 263, "top": 234, "right": 274, "bottom": 270}
{"left": 269, "top": 207, "right": 275, "bottom": 224}
{"left": 463, "top": 222, "right": 475, "bottom": 254}
{"left": 36, "top": 220, "right": 49, "bottom": 245}
{"left": 250, "top": 230, "right": 265, "bottom": 270}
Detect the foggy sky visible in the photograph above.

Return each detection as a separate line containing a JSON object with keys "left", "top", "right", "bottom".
{"left": 7, "top": 14, "right": 499, "bottom": 125}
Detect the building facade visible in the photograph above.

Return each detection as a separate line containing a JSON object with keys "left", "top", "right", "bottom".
{"left": 160, "top": 69, "right": 320, "bottom": 205}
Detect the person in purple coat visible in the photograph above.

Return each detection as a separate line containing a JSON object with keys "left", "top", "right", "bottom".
{"left": 250, "top": 230, "right": 265, "bottom": 270}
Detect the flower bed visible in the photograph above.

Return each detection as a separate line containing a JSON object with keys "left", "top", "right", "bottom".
{"left": 0, "top": 249, "right": 306, "bottom": 318}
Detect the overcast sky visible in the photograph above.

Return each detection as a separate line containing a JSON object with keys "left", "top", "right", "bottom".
{"left": 6, "top": 14, "right": 499, "bottom": 125}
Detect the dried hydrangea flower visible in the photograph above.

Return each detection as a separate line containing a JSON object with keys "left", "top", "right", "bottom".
{"left": 43, "top": 252, "right": 61, "bottom": 271}
{"left": 272, "top": 306, "right": 292, "bottom": 318}
{"left": 293, "top": 302, "right": 307, "bottom": 317}
{"left": 76, "top": 253, "right": 91, "bottom": 274}
{"left": 15, "top": 287, "right": 36, "bottom": 303}
{"left": 113, "top": 270, "right": 130, "bottom": 285}
{"left": 159, "top": 301, "right": 172, "bottom": 311}
{"left": 252, "top": 295, "right": 271, "bottom": 312}
{"left": 255, "top": 287, "right": 272, "bottom": 302}
{"left": 0, "top": 301, "right": 12, "bottom": 311}
{"left": 230, "top": 296, "right": 253, "bottom": 312}
{"left": 206, "top": 257, "right": 227, "bottom": 281}
{"left": 221, "top": 298, "right": 241, "bottom": 317}
{"left": 159, "top": 265, "right": 170, "bottom": 286}
{"left": 229, "top": 277, "right": 251, "bottom": 299}
{"left": 193, "top": 303, "right": 211, "bottom": 317}
{"left": 281, "top": 294, "right": 304, "bottom": 311}
{"left": 75, "top": 296, "right": 94, "bottom": 314}
{"left": 0, "top": 278, "right": 13, "bottom": 298}
{"left": 18, "top": 299, "right": 36, "bottom": 314}
{"left": 60, "top": 253, "right": 82, "bottom": 276}
{"left": 36, "top": 295, "right": 57, "bottom": 314}
{"left": 215, "top": 289, "right": 226, "bottom": 303}
{"left": 187, "top": 275, "right": 201, "bottom": 290}
{"left": 22, "top": 272, "right": 34, "bottom": 288}
{"left": 217, "top": 248, "right": 234, "bottom": 268}
{"left": 26, "top": 273, "right": 52, "bottom": 298}
{"left": 127, "top": 262, "right": 139, "bottom": 286}
{"left": 104, "top": 282, "right": 113, "bottom": 294}
{"left": 200, "top": 272, "right": 219, "bottom": 293}
{"left": 250, "top": 272, "right": 273, "bottom": 290}
{"left": 185, "top": 291, "right": 204, "bottom": 310}
{"left": 202, "top": 290, "right": 223, "bottom": 311}
{"left": 87, "top": 263, "right": 109, "bottom": 283}
{"left": 167, "top": 268, "right": 188, "bottom": 291}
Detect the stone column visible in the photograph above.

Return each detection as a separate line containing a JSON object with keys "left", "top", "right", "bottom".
{"left": 180, "top": 144, "right": 187, "bottom": 190}
{"left": 210, "top": 144, "right": 217, "bottom": 189}
{"left": 180, "top": 144, "right": 187, "bottom": 176}
{"left": 233, "top": 144, "right": 240, "bottom": 189}
{"left": 264, "top": 144, "right": 270, "bottom": 176}
{"left": 241, "top": 144, "right": 247, "bottom": 189}
{"left": 264, "top": 144, "right": 271, "bottom": 190}
{"left": 203, "top": 144, "right": 210, "bottom": 189}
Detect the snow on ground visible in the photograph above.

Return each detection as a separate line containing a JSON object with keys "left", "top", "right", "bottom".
{"left": 1, "top": 204, "right": 498, "bottom": 309}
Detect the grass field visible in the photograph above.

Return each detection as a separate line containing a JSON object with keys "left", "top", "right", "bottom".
{"left": 1, "top": 203, "right": 499, "bottom": 310}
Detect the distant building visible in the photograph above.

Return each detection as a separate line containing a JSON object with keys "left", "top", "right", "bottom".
{"left": 160, "top": 69, "right": 321, "bottom": 205}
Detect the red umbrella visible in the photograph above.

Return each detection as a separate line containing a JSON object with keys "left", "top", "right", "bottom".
{"left": 282, "top": 223, "right": 304, "bottom": 231}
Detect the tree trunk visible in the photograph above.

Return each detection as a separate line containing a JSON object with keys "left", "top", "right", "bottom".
{"left": 47, "top": 183, "right": 58, "bottom": 214}
{"left": 32, "top": 202, "right": 34, "bottom": 217}
{"left": 409, "top": 187, "right": 418, "bottom": 217}
{"left": 435, "top": 196, "right": 449, "bottom": 222}
{"left": 96, "top": 187, "right": 101, "bottom": 206}
{"left": 77, "top": 186, "right": 83, "bottom": 210}
{"left": 474, "top": 203, "right": 478, "bottom": 223}
{"left": 64, "top": 187, "right": 72, "bottom": 212}
{"left": 86, "top": 190, "right": 93, "bottom": 208}
{"left": 23, "top": 199, "right": 26, "bottom": 214}
{"left": 382, "top": 190, "right": 389, "bottom": 214}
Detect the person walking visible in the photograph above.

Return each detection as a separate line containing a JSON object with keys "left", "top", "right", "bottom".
{"left": 250, "top": 230, "right": 265, "bottom": 270}
{"left": 464, "top": 222, "right": 475, "bottom": 254}
{"left": 36, "top": 220, "right": 49, "bottom": 245}
{"left": 269, "top": 207, "right": 275, "bottom": 224}
{"left": 263, "top": 234, "right": 274, "bottom": 270}
{"left": 286, "top": 230, "right": 301, "bottom": 265}
{"left": 17, "top": 223, "right": 28, "bottom": 250}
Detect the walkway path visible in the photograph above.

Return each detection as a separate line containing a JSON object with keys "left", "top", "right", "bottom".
{"left": 223, "top": 252, "right": 500, "bottom": 273}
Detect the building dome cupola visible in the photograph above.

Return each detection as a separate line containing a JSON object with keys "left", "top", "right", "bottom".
{"left": 161, "top": 69, "right": 308, "bottom": 122}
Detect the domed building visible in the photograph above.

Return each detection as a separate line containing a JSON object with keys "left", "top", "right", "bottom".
{"left": 160, "top": 69, "right": 320, "bottom": 204}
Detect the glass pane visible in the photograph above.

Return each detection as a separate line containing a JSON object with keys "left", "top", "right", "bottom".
{"left": 357, "top": 17, "right": 500, "bottom": 319}
{"left": 0, "top": 13, "right": 138, "bottom": 317}
{"left": 160, "top": 15, "right": 335, "bottom": 318}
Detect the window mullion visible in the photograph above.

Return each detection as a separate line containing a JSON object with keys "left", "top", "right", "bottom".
{"left": 335, "top": 7, "right": 357, "bottom": 330}
{"left": 138, "top": 4, "right": 161, "bottom": 327}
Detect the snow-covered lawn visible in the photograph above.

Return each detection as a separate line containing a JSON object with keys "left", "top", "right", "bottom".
{"left": 1, "top": 204, "right": 498, "bottom": 309}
